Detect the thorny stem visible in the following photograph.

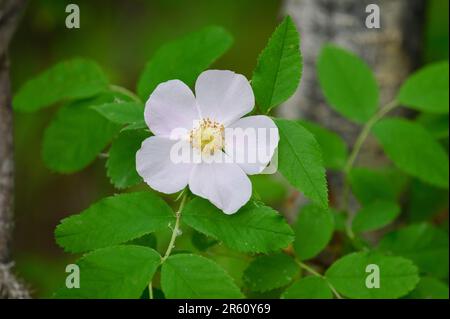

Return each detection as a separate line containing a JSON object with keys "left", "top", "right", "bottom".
{"left": 109, "top": 84, "right": 142, "bottom": 103}
{"left": 162, "top": 190, "right": 188, "bottom": 262}
{"left": 341, "top": 100, "right": 399, "bottom": 239}
{"left": 148, "top": 190, "right": 188, "bottom": 299}
{"left": 296, "top": 260, "right": 343, "bottom": 299}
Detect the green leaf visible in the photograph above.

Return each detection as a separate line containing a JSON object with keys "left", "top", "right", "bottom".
{"left": 275, "top": 119, "right": 328, "bottom": 208}
{"left": 55, "top": 245, "right": 160, "bottom": 298}
{"left": 416, "top": 113, "right": 449, "bottom": 139}
{"left": 243, "top": 253, "right": 298, "bottom": 292}
{"left": 183, "top": 198, "right": 294, "bottom": 253}
{"left": 42, "top": 92, "right": 131, "bottom": 173}
{"left": 249, "top": 175, "right": 287, "bottom": 205}
{"left": 92, "top": 102, "right": 144, "bottom": 125}
{"left": 293, "top": 204, "right": 334, "bottom": 260}
{"left": 407, "top": 277, "right": 449, "bottom": 299}
{"left": 121, "top": 120, "right": 147, "bottom": 132}
{"left": 397, "top": 62, "right": 449, "bottom": 114}
{"left": 372, "top": 118, "right": 449, "bottom": 188}
{"left": 161, "top": 254, "right": 243, "bottom": 298}
{"left": 378, "top": 223, "right": 449, "bottom": 279}
{"left": 137, "top": 26, "right": 233, "bottom": 100}
{"left": 13, "top": 58, "right": 108, "bottom": 112}
{"left": 281, "top": 276, "right": 333, "bottom": 299}
{"left": 317, "top": 45, "right": 379, "bottom": 123}
{"left": 325, "top": 251, "right": 419, "bottom": 299}
{"left": 252, "top": 16, "right": 302, "bottom": 113}
{"left": 127, "top": 233, "right": 157, "bottom": 250}
{"left": 191, "top": 231, "right": 219, "bottom": 251}
{"left": 352, "top": 200, "right": 401, "bottom": 233}
{"left": 106, "top": 130, "right": 149, "bottom": 189}
{"left": 408, "top": 178, "right": 449, "bottom": 222}
{"left": 349, "top": 167, "right": 407, "bottom": 205}
{"left": 55, "top": 192, "right": 174, "bottom": 253}
{"left": 298, "top": 120, "right": 348, "bottom": 170}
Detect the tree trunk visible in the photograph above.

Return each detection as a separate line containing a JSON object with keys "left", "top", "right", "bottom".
{"left": 279, "top": 0, "right": 425, "bottom": 211}
{"left": 0, "top": 0, "right": 29, "bottom": 299}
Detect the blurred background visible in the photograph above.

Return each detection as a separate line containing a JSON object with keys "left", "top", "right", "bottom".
{"left": 9, "top": 0, "right": 448, "bottom": 298}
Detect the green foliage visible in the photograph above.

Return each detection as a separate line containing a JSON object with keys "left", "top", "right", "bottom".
{"left": 407, "top": 277, "right": 449, "bottom": 299}
{"left": 183, "top": 198, "right": 294, "bottom": 253}
{"left": 317, "top": 45, "right": 379, "bottom": 123}
{"left": 408, "top": 179, "right": 449, "bottom": 222}
{"left": 349, "top": 167, "right": 406, "bottom": 205}
{"left": 275, "top": 119, "right": 328, "bottom": 208}
{"left": 293, "top": 204, "right": 334, "bottom": 261}
{"left": 92, "top": 102, "right": 144, "bottom": 125}
{"left": 378, "top": 223, "right": 449, "bottom": 279}
{"left": 42, "top": 92, "right": 134, "bottom": 173}
{"left": 13, "top": 58, "right": 108, "bottom": 112}
{"left": 397, "top": 62, "right": 449, "bottom": 114}
{"left": 106, "top": 130, "right": 149, "bottom": 189}
{"left": 252, "top": 16, "right": 302, "bottom": 113}
{"left": 372, "top": 118, "right": 449, "bottom": 189}
{"left": 243, "top": 253, "right": 298, "bottom": 292}
{"left": 416, "top": 113, "right": 449, "bottom": 139}
{"left": 352, "top": 200, "right": 401, "bottom": 233}
{"left": 55, "top": 245, "right": 160, "bottom": 298}
{"left": 298, "top": 120, "right": 348, "bottom": 170}
{"left": 137, "top": 26, "right": 233, "bottom": 100}
{"left": 281, "top": 276, "right": 332, "bottom": 299}
{"left": 325, "top": 251, "right": 419, "bottom": 298}
{"left": 55, "top": 192, "right": 174, "bottom": 253}
{"left": 161, "top": 254, "right": 243, "bottom": 298}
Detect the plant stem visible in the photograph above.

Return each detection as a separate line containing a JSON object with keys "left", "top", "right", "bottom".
{"left": 109, "top": 84, "right": 142, "bottom": 103}
{"left": 296, "top": 260, "right": 343, "bottom": 299}
{"left": 148, "top": 281, "right": 153, "bottom": 299}
{"left": 161, "top": 191, "right": 188, "bottom": 263}
{"left": 341, "top": 100, "right": 399, "bottom": 220}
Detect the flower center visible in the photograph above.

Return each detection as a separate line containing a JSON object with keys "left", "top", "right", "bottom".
{"left": 190, "top": 118, "right": 225, "bottom": 155}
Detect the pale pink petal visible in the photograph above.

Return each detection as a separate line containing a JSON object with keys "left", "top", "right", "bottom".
{"left": 188, "top": 152, "right": 252, "bottom": 214}
{"left": 145, "top": 80, "right": 199, "bottom": 137}
{"left": 225, "top": 115, "right": 279, "bottom": 175}
{"left": 136, "top": 136, "right": 193, "bottom": 194}
{"left": 195, "top": 70, "right": 254, "bottom": 126}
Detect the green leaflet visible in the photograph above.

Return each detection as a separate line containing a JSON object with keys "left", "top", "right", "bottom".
{"left": 293, "top": 204, "right": 334, "bottom": 261}
{"left": 92, "top": 102, "right": 144, "bottom": 125}
{"left": 243, "top": 253, "right": 298, "bottom": 292}
{"left": 407, "top": 277, "right": 449, "bottom": 299}
{"left": 397, "top": 61, "right": 449, "bottom": 114}
{"left": 352, "top": 200, "right": 401, "bottom": 233}
{"left": 55, "top": 192, "right": 174, "bottom": 253}
{"left": 42, "top": 93, "right": 125, "bottom": 173}
{"left": 161, "top": 254, "right": 243, "bottom": 299}
{"left": 372, "top": 118, "right": 449, "bottom": 188}
{"left": 408, "top": 178, "right": 449, "bottom": 222}
{"left": 281, "top": 276, "right": 333, "bottom": 299}
{"left": 106, "top": 130, "right": 150, "bottom": 189}
{"left": 55, "top": 245, "right": 160, "bottom": 299}
{"left": 298, "top": 120, "right": 348, "bottom": 170}
{"left": 317, "top": 45, "right": 379, "bottom": 123}
{"left": 275, "top": 119, "right": 328, "bottom": 208}
{"left": 349, "top": 167, "right": 407, "bottom": 205}
{"left": 252, "top": 16, "right": 302, "bottom": 113}
{"left": 325, "top": 251, "right": 419, "bottom": 299}
{"left": 416, "top": 113, "right": 449, "bottom": 139}
{"left": 183, "top": 198, "right": 294, "bottom": 254}
{"left": 137, "top": 26, "right": 233, "bottom": 100}
{"left": 13, "top": 58, "right": 108, "bottom": 112}
{"left": 378, "top": 223, "right": 449, "bottom": 279}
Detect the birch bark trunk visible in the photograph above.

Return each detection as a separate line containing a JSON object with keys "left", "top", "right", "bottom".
{"left": 279, "top": 0, "right": 425, "bottom": 212}
{"left": 0, "top": 0, "right": 29, "bottom": 299}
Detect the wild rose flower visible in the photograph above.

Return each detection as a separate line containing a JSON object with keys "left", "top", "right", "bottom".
{"left": 136, "top": 70, "right": 279, "bottom": 214}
